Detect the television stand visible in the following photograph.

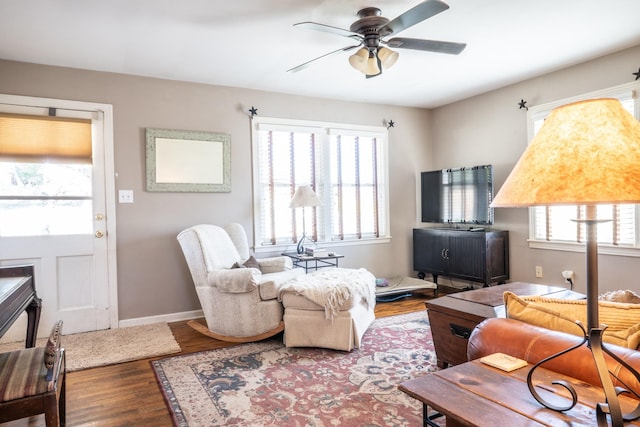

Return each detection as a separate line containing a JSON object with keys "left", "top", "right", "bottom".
{"left": 413, "top": 228, "right": 509, "bottom": 287}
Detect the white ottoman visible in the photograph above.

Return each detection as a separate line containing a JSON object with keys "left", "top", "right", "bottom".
{"left": 277, "top": 268, "right": 376, "bottom": 351}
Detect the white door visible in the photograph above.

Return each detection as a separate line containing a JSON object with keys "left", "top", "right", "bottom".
{"left": 0, "top": 95, "right": 117, "bottom": 340}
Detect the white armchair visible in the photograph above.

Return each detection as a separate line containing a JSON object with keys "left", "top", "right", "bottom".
{"left": 177, "top": 223, "right": 304, "bottom": 342}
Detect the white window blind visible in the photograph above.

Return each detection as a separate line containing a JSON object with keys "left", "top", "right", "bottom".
{"left": 0, "top": 108, "right": 94, "bottom": 236}
{"left": 252, "top": 117, "right": 389, "bottom": 249}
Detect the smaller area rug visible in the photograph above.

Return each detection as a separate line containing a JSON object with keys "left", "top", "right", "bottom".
{"left": 152, "top": 311, "right": 437, "bottom": 426}
{"left": 0, "top": 322, "right": 181, "bottom": 371}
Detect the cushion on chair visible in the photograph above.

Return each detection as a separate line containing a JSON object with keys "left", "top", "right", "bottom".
{"left": 0, "top": 320, "right": 64, "bottom": 402}
{"left": 504, "top": 291, "right": 640, "bottom": 349}
{"left": 232, "top": 255, "right": 261, "bottom": 270}
{"left": 257, "top": 256, "right": 294, "bottom": 274}
{"left": 258, "top": 268, "right": 307, "bottom": 301}
{"left": 45, "top": 320, "right": 63, "bottom": 370}
{"left": 209, "top": 269, "right": 261, "bottom": 293}
{"left": 0, "top": 347, "right": 50, "bottom": 401}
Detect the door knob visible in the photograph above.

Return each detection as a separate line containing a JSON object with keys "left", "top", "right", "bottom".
{"left": 95, "top": 230, "right": 104, "bottom": 238}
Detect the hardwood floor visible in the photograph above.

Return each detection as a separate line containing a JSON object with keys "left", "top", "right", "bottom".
{"left": 2, "top": 290, "right": 443, "bottom": 427}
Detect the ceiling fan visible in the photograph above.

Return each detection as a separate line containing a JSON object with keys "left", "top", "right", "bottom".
{"left": 287, "top": 0, "right": 466, "bottom": 78}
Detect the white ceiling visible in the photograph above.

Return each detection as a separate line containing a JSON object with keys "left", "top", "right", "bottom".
{"left": 2, "top": 0, "right": 640, "bottom": 108}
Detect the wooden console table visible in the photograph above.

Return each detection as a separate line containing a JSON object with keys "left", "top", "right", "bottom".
{"left": 399, "top": 360, "right": 640, "bottom": 427}
{"left": 0, "top": 265, "right": 41, "bottom": 347}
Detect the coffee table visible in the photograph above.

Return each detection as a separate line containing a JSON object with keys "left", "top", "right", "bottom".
{"left": 399, "top": 360, "right": 640, "bottom": 427}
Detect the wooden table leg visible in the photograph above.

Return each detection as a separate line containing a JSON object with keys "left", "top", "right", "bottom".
{"left": 25, "top": 296, "right": 42, "bottom": 348}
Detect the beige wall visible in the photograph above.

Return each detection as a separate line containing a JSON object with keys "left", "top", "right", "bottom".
{"left": 430, "top": 44, "right": 640, "bottom": 295}
{"left": 2, "top": 43, "right": 639, "bottom": 322}
{"left": 0, "top": 59, "right": 433, "bottom": 321}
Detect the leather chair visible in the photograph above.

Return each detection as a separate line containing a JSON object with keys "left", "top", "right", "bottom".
{"left": 468, "top": 317, "right": 640, "bottom": 396}
{"left": 177, "top": 223, "right": 304, "bottom": 342}
{"left": 0, "top": 320, "right": 66, "bottom": 426}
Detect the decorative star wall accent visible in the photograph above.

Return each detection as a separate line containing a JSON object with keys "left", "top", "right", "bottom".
{"left": 249, "top": 106, "right": 258, "bottom": 117}
{"left": 386, "top": 119, "right": 395, "bottom": 129}
{"left": 518, "top": 99, "right": 528, "bottom": 110}
{"left": 633, "top": 67, "right": 640, "bottom": 81}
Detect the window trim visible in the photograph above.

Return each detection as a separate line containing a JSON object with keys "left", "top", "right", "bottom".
{"left": 251, "top": 116, "right": 391, "bottom": 253}
{"left": 526, "top": 80, "right": 640, "bottom": 256}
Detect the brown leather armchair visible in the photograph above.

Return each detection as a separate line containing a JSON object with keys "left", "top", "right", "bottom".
{"left": 467, "top": 317, "right": 640, "bottom": 396}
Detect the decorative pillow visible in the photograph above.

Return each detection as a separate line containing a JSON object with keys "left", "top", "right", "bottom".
{"left": 45, "top": 320, "right": 63, "bottom": 369}
{"left": 599, "top": 289, "right": 640, "bottom": 304}
{"left": 232, "top": 255, "right": 261, "bottom": 270}
{"left": 504, "top": 291, "right": 640, "bottom": 349}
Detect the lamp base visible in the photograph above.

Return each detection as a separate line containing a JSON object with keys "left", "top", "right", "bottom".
{"left": 526, "top": 325, "right": 640, "bottom": 426}
{"left": 296, "top": 234, "right": 316, "bottom": 254}
{"left": 527, "top": 212, "right": 640, "bottom": 427}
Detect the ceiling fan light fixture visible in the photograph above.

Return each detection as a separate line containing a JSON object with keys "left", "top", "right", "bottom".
{"left": 289, "top": 2, "right": 465, "bottom": 75}
{"left": 377, "top": 47, "right": 399, "bottom": 69}
{"left": 365, "top": 51, "right": 381, "bottom": 76}
{"left": 348, "top": 47, "right": 369, "bottom": 72}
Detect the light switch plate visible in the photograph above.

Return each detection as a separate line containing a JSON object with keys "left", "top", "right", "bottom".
{"left": 119, "top": 190, "right": 134, "bottom": 203}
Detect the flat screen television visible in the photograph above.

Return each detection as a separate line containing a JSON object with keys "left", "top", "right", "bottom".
{"left": 421, "top": 164, "right": 494, "bottom": 225}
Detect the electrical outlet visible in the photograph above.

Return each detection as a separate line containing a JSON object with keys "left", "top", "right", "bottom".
{"left": 118, "top": 190, "right": 134, "bottom": 203}
{"left": 535, "top": 266, "right": 543, "bottom": 278}
{"left": 562, "top": 270, "right": 574, "bottom": 284}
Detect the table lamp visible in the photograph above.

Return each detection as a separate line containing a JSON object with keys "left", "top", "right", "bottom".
{"left": 289, "top": 185, "right": 321, "bottom": 254}
{"left": 492, "top": 98, "right": 640, "bottom": 426}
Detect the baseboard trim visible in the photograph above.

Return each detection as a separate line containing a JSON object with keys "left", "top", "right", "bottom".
{"left": 118, "top": 309, "right": 204, "bottom": 328}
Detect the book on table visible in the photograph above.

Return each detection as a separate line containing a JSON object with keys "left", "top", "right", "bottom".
{"left": 305, "top": 248, "right": 327, "bottom": 256}
{"left": 480, "top": 353, "right": 528, "bottom": 372}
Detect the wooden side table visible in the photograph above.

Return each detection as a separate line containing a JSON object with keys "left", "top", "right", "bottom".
{"left": 399, "top": 360, "right": 640, "bottom": 427}
{"left": 281, "top": 252, "right": 344, "bottom": 272}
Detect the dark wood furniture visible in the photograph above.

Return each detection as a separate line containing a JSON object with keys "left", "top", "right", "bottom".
{"left": 281, "top": 252, "right": 344, "bottom": 272}
{"left": 0, "top": 264, "right": 41, "bottom": 347}
{"left": 426, "top": 282, "right": 584, "bottom": 368}
{"left": 413, "top": 228, "right": 509, "bottom": 287}
{"left": 0, "top": 321, "right": 66, "bottom": 427}
{"left": 399, "top": 360, "right": 640, "bottom": 427}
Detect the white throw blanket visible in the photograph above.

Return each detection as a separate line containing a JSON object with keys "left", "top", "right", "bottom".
{"left": 278, "top": 268, "right": 376, "bottom": 320}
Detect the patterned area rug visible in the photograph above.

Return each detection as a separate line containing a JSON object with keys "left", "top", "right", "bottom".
{"left": 152, "top": 311, "right": 439, "bottom": 426}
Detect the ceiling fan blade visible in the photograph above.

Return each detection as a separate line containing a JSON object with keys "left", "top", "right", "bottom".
{"left": 287, "top": 45, "right": 361, "bottom": 73}
{"left": 386, "top": 37, "right": 466, "bottom": 55}
{"left": 294, "top": 22, "right": 361, "bottom": 40}
{"left": 379, "top": 0, "right": 449, "bottom": 37}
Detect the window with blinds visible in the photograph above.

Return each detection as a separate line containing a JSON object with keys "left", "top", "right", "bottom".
{"left": 252, "top": 118, "right": 389, "bottom": 248}
{"left": 0, "top": 111, "right": 94, "bottom": 236}
{"left": 528, "top": 82, "right": 640, "bottom": 249}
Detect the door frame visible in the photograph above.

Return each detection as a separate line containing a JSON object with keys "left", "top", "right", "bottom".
{"left": 0, "top": 93, "right": 119, "bottom": 329}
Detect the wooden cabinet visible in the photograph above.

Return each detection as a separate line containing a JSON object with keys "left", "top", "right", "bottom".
{"left": 413, "top": 228, "right": 509, "bottom": 287}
